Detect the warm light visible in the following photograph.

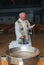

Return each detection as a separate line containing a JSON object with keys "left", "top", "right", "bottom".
{"left": 1, "top": 60, "right": 8, "bottom": 65}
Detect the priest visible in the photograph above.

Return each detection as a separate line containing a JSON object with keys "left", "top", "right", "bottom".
{"left": 9, "top": 12, "right": 35, "bottom": 49}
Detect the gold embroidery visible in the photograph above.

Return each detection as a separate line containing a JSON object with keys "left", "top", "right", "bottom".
{"left": 18, "top": 20, "right": 30, "bottom": 40}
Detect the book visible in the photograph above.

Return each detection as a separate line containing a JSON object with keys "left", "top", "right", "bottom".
{"left": 29, "top": 24, "right": 35, "bottom": 29}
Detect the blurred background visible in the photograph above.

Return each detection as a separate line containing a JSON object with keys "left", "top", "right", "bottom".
{"left": 0, "top": 0, "right": 44, "bottom": 57}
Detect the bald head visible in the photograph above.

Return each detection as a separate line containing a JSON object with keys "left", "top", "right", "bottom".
{"left": 19, "top": 12, "right": 26, "bottom": 20}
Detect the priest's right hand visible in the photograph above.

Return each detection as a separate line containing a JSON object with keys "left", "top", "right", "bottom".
{"left": 20, "top": 36, "right": 26, "bottom": 39}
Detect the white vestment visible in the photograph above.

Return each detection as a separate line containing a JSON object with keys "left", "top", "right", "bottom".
{"left": 9, "top": 18, "right": 32, "bottom": 49}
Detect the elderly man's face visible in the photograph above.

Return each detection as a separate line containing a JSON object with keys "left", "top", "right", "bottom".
{"left": 20, "top": 13, "right": 26, "bottom": 20}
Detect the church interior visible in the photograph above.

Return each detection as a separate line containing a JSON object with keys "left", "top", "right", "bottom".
{"left": 0, "top": 0, "right": 44, "bottom": 65}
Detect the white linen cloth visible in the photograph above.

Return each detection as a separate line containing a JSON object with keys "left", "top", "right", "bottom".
{"left": 9, "top": 41, "right": 32, "bottom": 49}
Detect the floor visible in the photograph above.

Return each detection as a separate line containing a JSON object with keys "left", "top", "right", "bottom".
{"left": 0, "top": 32, "right": 44, "bottom": 56}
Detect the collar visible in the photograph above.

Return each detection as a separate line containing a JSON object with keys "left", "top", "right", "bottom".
{"left": 18, "top": 18, "right": 26, "bottom": 22}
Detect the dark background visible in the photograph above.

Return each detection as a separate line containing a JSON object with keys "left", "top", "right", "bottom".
{"left": 0, "top": 0, "right": 42, "bottom": 8}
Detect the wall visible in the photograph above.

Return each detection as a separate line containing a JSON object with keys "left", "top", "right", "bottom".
{"left": 0, "top": 16, "right": 16, "bottom": 24}
{"left": 0, "top": 8, "right": 44, "bottom": 24}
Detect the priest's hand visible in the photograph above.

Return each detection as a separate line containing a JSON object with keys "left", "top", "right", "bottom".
{"left": 27, "top": 28, "right": 32, "bottom": 31}
{"left": 20, "top": 36, "right": 26, "bottom": 39}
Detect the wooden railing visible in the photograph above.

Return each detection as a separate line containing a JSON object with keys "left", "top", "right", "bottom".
{"left": 0, "top": 24, "right": 15, "bottom": 34}
{"left": 31, "top": 23, "right": 44, "bottom": 33}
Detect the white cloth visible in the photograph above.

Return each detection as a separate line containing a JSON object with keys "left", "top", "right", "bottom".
{"left": 9, "top": 18, "right": 32, "bottom": 49}
{"left": 9, "top": 41, "right": 32, "bottom": 49}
